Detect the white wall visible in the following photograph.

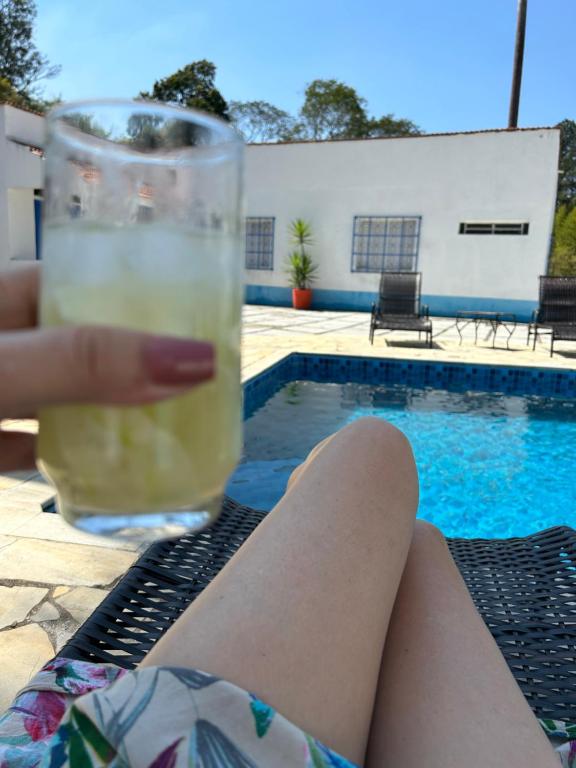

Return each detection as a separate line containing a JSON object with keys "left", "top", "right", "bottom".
{"left": 0, "top": 108, "right": 9, "bottom": 268}
{"left": 244, "top": 128, "right": 560, "bottom": 315}
{"left": 7, "top": 188, "right": 35, "bottom": 261}
{"left": 0, "top": 106, "right": 561, "bottom": 315}
{"left": 0, "top": 105, "right": 45, "bottom": 268}
{"left": 4, "top": 105, "right": 45, "bottom": 152}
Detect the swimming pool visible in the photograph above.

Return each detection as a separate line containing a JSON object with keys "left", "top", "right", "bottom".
{"left": 226, "top": 354, "right": 576, "bottom": 539}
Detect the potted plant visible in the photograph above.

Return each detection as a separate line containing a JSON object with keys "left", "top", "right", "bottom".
{"left": 286, "top": 219, "right": 318, "bottom": 310}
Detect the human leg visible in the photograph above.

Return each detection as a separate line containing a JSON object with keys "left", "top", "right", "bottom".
{"left": 142, "top": 418, "right": 418, "bottom": 764}
{"left": 365, "top": 520, "right": 559, "bottom": 768}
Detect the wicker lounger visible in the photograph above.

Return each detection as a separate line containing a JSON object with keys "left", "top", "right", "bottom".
{"left": 528, "top": 275, "right": 576, "bottom": 352}
{"left": 369, "top": 272, "right": 433, "bottom": 348}
{"left": 551, "top": 324, "right": 576, "bottom": 356}
{"left": 55, "top": 498, "right": 576, "bottom": 723}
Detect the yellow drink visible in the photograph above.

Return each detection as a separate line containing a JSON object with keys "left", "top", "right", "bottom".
{"left": 37, "top": 223, "right": 242, "bottom": 537}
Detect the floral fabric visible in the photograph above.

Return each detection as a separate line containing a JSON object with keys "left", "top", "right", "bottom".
{"left": 0, "top": 659, "right": 356, "bottom": 767}
{"left": 0, "top": 657, "right": 573, "bottom": 767}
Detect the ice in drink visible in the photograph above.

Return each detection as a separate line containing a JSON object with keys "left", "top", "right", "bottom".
{"left": 37, "top": 222, "right": 242, "bottom": 535}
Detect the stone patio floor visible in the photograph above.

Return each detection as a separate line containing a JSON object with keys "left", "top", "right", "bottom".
{"left": 0, "top": 305, "right": 574, "bottom": 709}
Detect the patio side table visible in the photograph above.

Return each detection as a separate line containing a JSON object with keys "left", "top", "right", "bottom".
{"left": 456, "top": 311, "right": 517, "bottom": 350}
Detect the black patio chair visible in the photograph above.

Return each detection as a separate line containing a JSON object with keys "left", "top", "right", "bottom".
{"left": 528, "top": 275, "right": 576, "bottom": 352}
{"left": 369, "top": 272, "right": 433, "bottom": 348}
{"left": 55, "top": 497, "right": 576, "bottom": 723}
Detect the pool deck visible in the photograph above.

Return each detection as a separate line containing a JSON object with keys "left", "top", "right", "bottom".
{"left": 0, "top": 305, "right": 574, "bottom": 708}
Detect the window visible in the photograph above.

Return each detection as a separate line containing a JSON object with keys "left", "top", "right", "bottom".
{"left": 459, "top": 222, "right": 529, "bottom": 235}
{"left": 351, "top": 216, "right": 421, "bottom": 273}
{"left": 245, "top": 217, "right": 275, "bottom": 270}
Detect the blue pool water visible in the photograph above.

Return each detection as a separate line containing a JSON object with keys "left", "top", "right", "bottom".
{"left": 227, "top": 379, "right": 576, "bottom": 538}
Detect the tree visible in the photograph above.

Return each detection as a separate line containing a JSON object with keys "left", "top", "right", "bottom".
{"left": 0, "top": 75, "right": 26, "bottom": 106}
{"left": 0, "top": 0, "right": 59, "bottom": 103}
{"left": 549, "top": 204, "right": 576, "bottom": 276}
{"left": 366, "top": 114, "right": 421, "bottom": 138}
{"left": 229, "top": 100, "right": 295, "bottom": 143}
{"left": 139, "top": 60, "right": 229, "bottom": 120}
{"left": 295, "top": 79, "right": 421, "bottom": 142}
{"left": 298, "top": 79, "right": 369, "bottom": 141}
{"left": 557, "top": 119, "right": 576, "bottom": 209}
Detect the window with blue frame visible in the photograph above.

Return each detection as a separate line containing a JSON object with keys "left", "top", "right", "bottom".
{"left": 245, "top": 217, "right": 275, "bottom": 270}
{"left": 351, "top": 216, "right": 421, "bottom": 273}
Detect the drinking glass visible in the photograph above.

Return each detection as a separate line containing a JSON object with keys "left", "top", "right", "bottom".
{"left": 37, "top": 100, "right": 244, "bottom": 539}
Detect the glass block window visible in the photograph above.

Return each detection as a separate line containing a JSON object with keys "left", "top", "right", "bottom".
{"left": 459, "top": 222, "right": 529, "bottom": 235}
{"left": 245, "top": 217, "right": 275, "bottom": 270}
{"left": 351, "top": 216, "right": 421, "bottom": 273}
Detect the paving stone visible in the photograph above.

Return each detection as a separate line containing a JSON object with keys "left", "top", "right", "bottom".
{"left": 0, "top": 538, "right": 137, "bottom": 586}
{"left": 31, "top": 602, "right": 60, "bottom": 622}
{"left": 0, "top": 586, "right": 48, "bottom": 628}
{"left": 53, "top": 586, "right": 70, "bottom": 598}
{"left": 52, "top": 623, "right": 77, "bottom": 653}
{"left": 11, "top": 512, "right": 141, "bottom": 552}
{"left": 56, "top": 586, "right": 107, "bottom": 625}
{"left": 0, "top": 508, "right": 44, "bottom": 535}
{"left": 1, "top": 419, "right": 38, "bottom": 434}
{"left": 0, "top": 624, "right": 54, "bottom": 710}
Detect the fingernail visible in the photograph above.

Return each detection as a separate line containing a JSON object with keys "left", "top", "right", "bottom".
{"left": 143, "top": 338, "right": 215, "bottom": 385}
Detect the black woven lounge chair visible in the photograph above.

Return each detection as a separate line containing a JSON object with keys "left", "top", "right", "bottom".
{"left": 528, "top": 275, "right": 576, "bottom": 354}
{"left": 369, "top": 272, "right": 432, "bottom": 348}
{"left": 55, "top": 497, "right": 576, "bottom": 723}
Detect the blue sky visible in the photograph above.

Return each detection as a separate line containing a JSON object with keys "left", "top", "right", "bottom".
{"left": 34, "top": 0, "right": 574, "bottom": 134}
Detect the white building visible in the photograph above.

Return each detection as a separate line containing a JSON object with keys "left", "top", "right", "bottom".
{"left": 0, "top": 104, "right": 44, "bottom": 265}
{"left": 244, "top": 128, "right": 560, "bottom": 320}
{"left": 0, "top": 103, "right": 560, "bottom": 321}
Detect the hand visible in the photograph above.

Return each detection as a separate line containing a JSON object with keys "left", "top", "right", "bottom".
{"left": 0, "top": 265, "right": 215, "bottom": 472}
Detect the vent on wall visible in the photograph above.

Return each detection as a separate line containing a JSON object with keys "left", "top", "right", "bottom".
{"left": 459, "top": 222, "right": 529, "bottom": 235}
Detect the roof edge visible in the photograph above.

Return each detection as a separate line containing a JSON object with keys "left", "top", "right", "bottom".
{"left": 0, "top": 101, "right": 46, "bottom": 117}
{"left": 248, "top": 125, "right": 560, "bottom": 147}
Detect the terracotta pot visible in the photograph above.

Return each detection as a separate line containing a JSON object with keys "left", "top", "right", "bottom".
{"left": 292, "top": 288, "right": 312, "bottom": 310}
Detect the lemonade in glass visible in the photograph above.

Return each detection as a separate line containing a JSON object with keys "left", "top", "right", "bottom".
{"left": 37, "top": 101, "right": 243, "bottom": 539}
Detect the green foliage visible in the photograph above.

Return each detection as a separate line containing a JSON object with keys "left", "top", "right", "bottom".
{"left": 0, "top": 0, "right": 59, "bottom": 106}
{"left": 62, "top": 112, "right": 111, "bottom": 139}
{"left": 286, "top": 251, "right": 318, "bottom": 289}
{"left": 0, "top": 75, "right": 26, "bottom": 106}
{"left": 289, "top": 218, "right": 313, "bottom": 249}
{"left": 139, "top": 60, "right": 229, "bottom": 120}
{"left": 365, "top": 114, "right": 421, "bottom": 138}
{"left": 139, "top": 69, "right": 419, "bottom": 144}
{"left": 286, "top": 219, "right": 317, "bottom": 289}
{"left": 229, "top": 100, "right": 295, "bottom": 142}
{"left": 293, "top": 79, "right": 421, "bottom": 142}
{"left": 299, "top": 79, "right": 369, "bottom": 140}
{"left": 549, "top": 204, "right": 576, "bottom": 276}
{"left": 557, "top": 119, "right": 576, "bottom": 209}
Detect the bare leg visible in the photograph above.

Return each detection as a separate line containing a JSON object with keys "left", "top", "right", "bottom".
{"left": 142, "top": 418, "right": 418, "bottom": 764}
{"left": 366, "top": 521, "right": 559, "bottom": 768}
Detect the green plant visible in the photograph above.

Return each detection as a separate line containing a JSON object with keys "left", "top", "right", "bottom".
{"left": 550, "top": 204, "right": 576, "bottom": 276}
{"left": 286, "top": 251, "right": 318, "bottom": 289}
{"left": 286, "top": 219, "right": 318, "bottom": 289}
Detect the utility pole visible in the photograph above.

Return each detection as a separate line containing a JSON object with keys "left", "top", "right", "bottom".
{"left": 508, "top": 0, "right": 528, "bottom": 128}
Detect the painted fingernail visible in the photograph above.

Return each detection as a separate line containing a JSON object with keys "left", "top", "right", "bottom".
{"left": 143, "top": 338, "right": 215, "bottom": 385}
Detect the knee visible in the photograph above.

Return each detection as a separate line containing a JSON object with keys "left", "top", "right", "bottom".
{"left": 412, "top": 519, "right": 447, "bottom": 550}
{"left": 341, "top": 416, "right": 413, "bottom": 459}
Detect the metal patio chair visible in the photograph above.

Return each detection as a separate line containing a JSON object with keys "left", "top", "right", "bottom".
{"left": 369, "top": 272, "right": 433, "bottom": 348}
{"left": 55, "top": 497, "right": 576, "bottom": 724}
{"left": 528, "top": 275, "right": 576, "bottom": 354}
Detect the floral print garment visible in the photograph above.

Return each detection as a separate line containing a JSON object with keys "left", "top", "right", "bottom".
{"left": 0, "top": 658, "right": 573, "bottom": 767}
{"left": 0, "top": 659, "right": 356, "bottom": 767}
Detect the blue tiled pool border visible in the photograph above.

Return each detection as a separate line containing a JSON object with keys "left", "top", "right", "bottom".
{"left": 244, "top": 354, "right": 576, "bottom": 417}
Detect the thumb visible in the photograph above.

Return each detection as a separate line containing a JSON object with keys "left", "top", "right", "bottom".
{"left": 0, "top": 326, "right": 215, "bottom": 414}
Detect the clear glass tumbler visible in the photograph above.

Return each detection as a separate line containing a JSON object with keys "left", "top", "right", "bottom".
{"left": 37, "top": 100, "right": 244, "bottom": 540}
